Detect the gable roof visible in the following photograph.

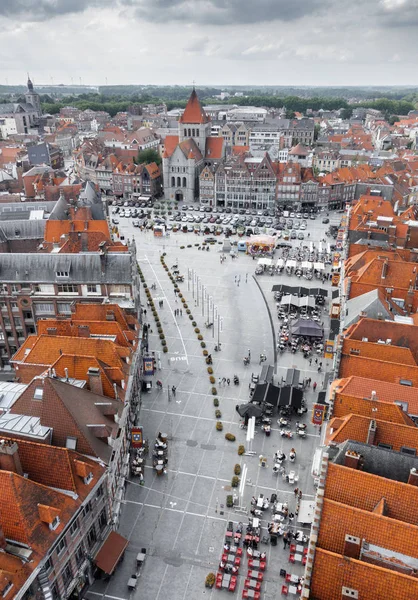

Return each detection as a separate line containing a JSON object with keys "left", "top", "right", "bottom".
{"left": 10, "top": 377, "right": 120, "bottom": 462}
{"left": 179, "top": 89, "right": 210, "bottom": 124}
{"left": 205, "top": 136, "right": 224, "bottom": 159}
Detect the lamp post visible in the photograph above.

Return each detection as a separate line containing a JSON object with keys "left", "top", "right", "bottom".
{"left": 213, "top": 305, "right": 218, "bottom": 339}
{"left": 202, "top": 286, "right": 207, "bottom": 317}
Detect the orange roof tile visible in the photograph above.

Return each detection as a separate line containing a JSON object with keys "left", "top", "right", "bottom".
{"left": 311, "top": 548, "right": 418, "bottom": 600}
{"left": 163, "top": 135, "right": 179, "bottom": 158}
{"left": 205, "top": 136, "right": 224, "bottom": 160}
{"left": 179, "top": 89, "right": 210, "bottom": 124}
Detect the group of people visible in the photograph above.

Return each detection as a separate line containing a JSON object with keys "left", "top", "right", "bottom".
{"left": 174, "top": 308, "right": 183, "bottom": 317}
{"left": 218, "top": 377, "right": 231, "bottom": 386}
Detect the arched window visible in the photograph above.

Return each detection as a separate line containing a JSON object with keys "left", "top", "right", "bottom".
{"left": 171, "top": 176, "right": 175, "bottom": 187}
{"left": 192, "top": 129, "right": 195, "bottom": 137}
{"left": 196, "top": 128, "right": 200, "bottom": 137}
{"left": 177, "top": 177, "right": 181, "bottom": 187}
{"left": 183, "top": 177, "right": 187, "bottom": 188}
{"left": 188, "top": 129, "right": 191, "bottom": 137}
{"left": 184, "top": 129, "right": 187, "bottom": 137}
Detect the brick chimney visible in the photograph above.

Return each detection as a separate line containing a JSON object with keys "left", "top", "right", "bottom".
{"left": 343, "top": 535, "right": 361, "bottom": 559}
{"left": 408, "top": 468, "right": 418, "bottom": 487}
{"left": 78, "top": 325, "right": 90, "bottom": 338}
{"left": 342, "top": 588, "right": 358, "bottom": 600}
{"left": 344, "top": 451, "right": 362, "bottom": 470}
{"left": 106, "top": 310, "right": 116, "bottom": 321}
{"left": 366, "top": 419, "right": 377, "bottom": 445}
{"left": 0, "top": 440, "right": 23, "bottom": 475}
{"left": 46, "top": 327, "right": 57, "bottom": 336}
{"left": 87, "top": 367, "right": 103, "bottom": 395}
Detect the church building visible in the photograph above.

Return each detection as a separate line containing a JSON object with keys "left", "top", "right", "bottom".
{"left": 162, "top": 89, "right": 225, "bottom": 203}
{"left": 24, "top": 76, "right": 42, "bottom": 117}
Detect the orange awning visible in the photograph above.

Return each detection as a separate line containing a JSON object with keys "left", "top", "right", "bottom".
{"left": 95, "top": 531, "right": 129, "bottom": 575}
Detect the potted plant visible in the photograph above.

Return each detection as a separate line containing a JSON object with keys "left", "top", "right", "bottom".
{"left": 226, "top": 495, "right": 234, "bottom": 508}
{"left": 234, "top": 464, "right": 241, "bottom": 475}
{"left": 216, "top": 421, "right": 223, "bottom": 431}
{"left": 225, "top": 433, "right": 236, "bottom": 442}
{"left": 205, "top": 573, "right": 216, "bottom": 589}
{"left": 213, "top": 398, "right": 219, "bottom": 407}
{"left": 215, "top": 410, "right": 222, "bottom": 419}
{"left": 238, "top": 445, "right": 245, "bottom": 455}
{"left": 231, "top": 476, "right": 239, "bottom": 487}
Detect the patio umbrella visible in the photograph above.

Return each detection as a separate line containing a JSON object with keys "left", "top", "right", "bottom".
{"left": 236, "top": 403, "right": 264, "bottom": 418}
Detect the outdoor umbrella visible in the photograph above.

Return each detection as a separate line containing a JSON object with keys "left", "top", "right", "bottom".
{"left": 236, "top": 403, "right": 264, "bottom": 419}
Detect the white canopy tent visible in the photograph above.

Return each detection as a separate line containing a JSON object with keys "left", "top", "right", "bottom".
{"left": 314, "top": 262, "right": 325, "bottom": 271}
{"left": 276, "top": 258, "right": 285, "bottom": 268}
{"left": 258, "top": 258, "right": 273, "bottom": 266}
{"left": 286, "top": 259, "right": 297, "bottom": 269}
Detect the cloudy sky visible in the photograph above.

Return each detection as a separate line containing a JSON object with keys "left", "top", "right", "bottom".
{"left": 1, "top": 0, "right": 418, "bottom": 87}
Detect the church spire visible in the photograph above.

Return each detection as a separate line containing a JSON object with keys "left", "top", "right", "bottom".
{"left": 179, "top": 88, "right": 209, "bottom": 125}
{"left": 27, "top": 74, "right": 34, "bottom": 91}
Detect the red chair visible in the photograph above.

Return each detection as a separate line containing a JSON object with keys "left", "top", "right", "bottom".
{"left": 302, "top": 555, "right": 307, "bottom": 566}
{"left": 281, "top": 584, "right": 289, "bottom": 596}
{"left": 303, "top": 547, "right": 308, "bottom": 556}
{"left": 285, "top": 573, "right": 292, "bottom": 582}
{"left": 289, "top": 544, "right": 296, "bottom": 553}
{"left": 222, "top": 553, "right": 229, "bottom": 562}
{"left": 289, "top": 554, "right": 295, "bottom": 563}
{"left": 229, "top": 576, "right": 237, "bottom": 592}
{"left": 234, "top": 557, "right": 241, "bottom": 568}
{"left": 243, "top": 592, "right": 260, "bottom": 600}
{"left": 236, "top": 548, "right": 243, "bottom": 557}
{"left": 216, "top": 574, "right": 223, "bottom": 589}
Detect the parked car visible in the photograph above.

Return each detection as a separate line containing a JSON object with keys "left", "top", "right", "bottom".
{"left": 322, "top": 218, "right": 330, "bottom": 224}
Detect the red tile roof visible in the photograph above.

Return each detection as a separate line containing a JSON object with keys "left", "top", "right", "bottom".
{"left": 205, "top": 136, "right": 224, "bottom": 160}
{"left": 162, "top": 135, "right": 179, "bottom": 158}
{"left": 179, "top": 89, "right": 210, "bottom": 124}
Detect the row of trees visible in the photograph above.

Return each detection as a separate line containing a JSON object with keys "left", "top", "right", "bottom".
{"left": 38, "top": 91, "right": 416, "bottom": 121}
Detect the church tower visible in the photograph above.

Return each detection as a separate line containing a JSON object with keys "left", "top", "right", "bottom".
{"left": 24, "top": 75, "right": 42, "bottom": 117}
{"left": 178, "top": 88, "right": 210, "bottom": 154}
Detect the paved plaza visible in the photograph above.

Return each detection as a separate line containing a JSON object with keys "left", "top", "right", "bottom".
{"left": 86, "top": 212, "right": 340, "bottom": 600}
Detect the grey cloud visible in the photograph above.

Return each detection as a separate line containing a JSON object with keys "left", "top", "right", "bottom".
{"left": 129, "top": 0, "right": 329, "bottom": 25}
{"left": 0, "top": 0, "right": 109, "bottom": 20}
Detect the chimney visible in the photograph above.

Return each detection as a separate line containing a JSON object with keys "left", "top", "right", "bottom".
{"left": 408, "top": 468, "right": 418, "bottom": 487}
{"left": 367, "top": 419, "right": 377, "bottom": 445}
{"left": 0, "top": 440, "right": 23, "bottom": 475}
{"left": 342, "top": 588, "right": 358, "bottom": 600}
{"left": 344, "top": 451, "right": 362, "bottom": 470}
{"left": 80, "top": 232, "right": 88, "bottom": 252}
{"left": 106, "top": 310, "right": 116, "bottom": 321}
{"left": 46, "top": 327, "right": 57, "bottom": 336}
{"left": 343, "top": 535, "right": 361, "bottom": 559}
{"left": 64, "top": 367, "right": 69, "bottom": 381}
{"left": 381, "top": 259, "right": 388, "bottom": 279}
{"left": 87, "top": 367, "right": 103, "bottom": 395}
{"left": 78, "top": 325, "right": 90, "bottom": 338}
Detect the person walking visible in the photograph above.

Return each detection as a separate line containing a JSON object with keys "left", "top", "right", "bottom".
{"left": 309, "top": 358, "right": 312, "bottom": 366}
{"left": 218, "top": 377, "right": 222, "bottom": 387}
{"left": 248, "top": 349, "right": 251, "bottom": 359}
{"left": 294, "top": 487, "right": 299, "bottom": 497}
{"left": 246, "top": 273, "right": 248, "bottom": 283}
{"left": 227, "top": 378, "right": 230, "bottom": 386}
{"left": 313, "top": 381, "right": 317, "bottom": 391}
{"left": 283, "top": 532, "right": 289, "bottom": 549}
{"left": 171, "top": 386, "right": 176, "bottom": 397}
{"left": 180, "top": 309, "right": 182, "bottom": 316}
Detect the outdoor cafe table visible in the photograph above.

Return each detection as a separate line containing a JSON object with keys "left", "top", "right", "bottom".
{"left": 296, "top": 545, "right": 305, "bottom": 553}
{"left": 293, "top": 553, "right": 303, "bottom": 563}
{"left": 245, "top": 578, "right": 260, "bottom": 590}
{"left": 248, "top": 559, "right": 266, "bottom": 570}
{"left": 136, "top": 552, "right": 146, "bottom": 566}
{"left": 256, "top": 497, "right": 264, "bottom": 508}
{"left": 248, "top": 570, "right": 263, "bottom": 581}
{"left": 288, "top": 574, "right": 299, "bottom": 583}
{"left": 244, "top": 590, "right": 259, "bottom": 599}
{"left": 289, "top": 585, "right": 300, "bottom": 595}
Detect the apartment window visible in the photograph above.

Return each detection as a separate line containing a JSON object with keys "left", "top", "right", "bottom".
{"left": 87, "top": 285, "right": 99, "bottom": 294}
{"left": 75, "top": 545, "right": 84, "bottom": 567}
{"left": 51, "top": 584, "right": 59, "bottom": 600}
{"left": 13, "top": 317, "right": 22, "bottom": 328}
{"left": 10, "top": 302, "right": 18, "bottom": 311}
{"left": 11, "top": 286, "right": 19, "bottom": 294}
{"left": 84, "top": 502, "right": 91, "bottom": 516}
{"left": 86, "top": 526, "right": 96, "bottom": 548}
{"left": 57, "top": 303, "right": 71, "bottom": 314}
{"left": 56, "top": 538, "right": 66, "bottom": 555}
{"left": 99, "top": 509, "right": 107, "bottom": 530}
{"left": 34, "top": 303, "right": 54, "bottom": 315}
{"left": 69, "top": 520, "right": 78, "bottom": 536}
{"left": 57, "top": 284, "right": 78, "bottom": 294}
{"left": 96, "top": 485, "right": 104, "bottom": 499}
{"left": 62, "top": 563, "right": 73, "bottom": 588}
{"left": 44, "top": 557, "right": 53, "bottom": 572}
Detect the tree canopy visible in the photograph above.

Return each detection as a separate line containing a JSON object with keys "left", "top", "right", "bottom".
{"left": 134, "top": 148, "right": 161, "bottom": 166}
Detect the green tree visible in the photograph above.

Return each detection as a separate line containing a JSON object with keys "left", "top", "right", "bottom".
{"left": 388, "top": 115, "right": 399, "bottom": 125}
{"left": 135, "top": 148, "right": 161, "bottom": 166}
{"left": 314, "top": 124, "right": 321, "bottom": 141}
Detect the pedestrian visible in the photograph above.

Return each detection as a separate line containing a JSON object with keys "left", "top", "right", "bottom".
{"left": 246, "top": 273, "right": 248, "bottom": 283}
{"left": 235, "top": 275, "right": 237, "bottom": 283}
{"left": 218, "top": 377, "right": 222, "bottom": 387}
{"left": 144, "top": 309, "right": 147, "bottom": 317}
{"left": 308, "top": 377, "right": 311, "bottom": 387}
{"left": 317, "top": 366, "right": 321, "bottom": 373}
{"left": 171, "top": 386, "right": 176, "bottom": 397}
{"left": 309, "top": 358, "right": 312, "bottom": 366}
{"left": 319, "top": 361, "right": 323, "bottom": 368}
{"left": 298, "top": 490, "right": 302, "bottom": 500}
{"left": 315, "top": 358, "right": 318, "bottom": 365}
{"left": 222, "top": 377, "right": 226, "bottom": 386}
{"left": 227, "top": 378, "right": 230, "bottom": 386}
{"left": 294, "top": 487, "right": 299, "bottom": 497}
{"left": 313, "top": 381, "right": 317, "bottom": 391}
{"left": 283, "top": 532, "right": 289, "bottom": 549}
{"left": 248, "top": 349, "right": 251, "bottom": 358}
{"left": 180, "top": 309, "right": 182, "bottom": 316}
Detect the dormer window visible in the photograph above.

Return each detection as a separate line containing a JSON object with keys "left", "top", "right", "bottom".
{"left": 84, "top": 472, "right": 93, "bottom": 485}
{"left": 50, "top": 516, "right": 60, "bottom": 531}
{"left": 56, "top": 271, "right": 69, "bottom": 278}
{"left": 33, "top": 387, "right": 44, "bottom": 400}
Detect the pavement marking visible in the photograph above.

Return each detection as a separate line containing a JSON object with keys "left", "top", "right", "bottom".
{"left": 143, "top": 254, "right": 189, "bottom": 365}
